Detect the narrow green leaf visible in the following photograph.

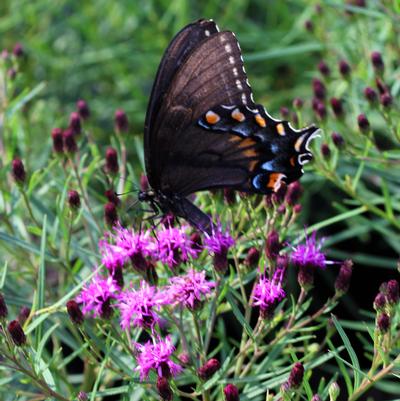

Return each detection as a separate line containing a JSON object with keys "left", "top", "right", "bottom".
{"left": 226, "top": 290, "right": 254, "bottom": 341}
{"left": 0, "top": 261, "right": 7, "bottom": 288}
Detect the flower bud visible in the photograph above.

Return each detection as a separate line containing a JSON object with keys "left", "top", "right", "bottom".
{"left": 63, "top": 129, "right": 77, "bottom": 153}
{"left": 304, "top": 20, "right": 313, "bottom": 32}
{"left": 105, "top": 147, "right": 119, "bottom": 174}
{"left": 287, "top": 362, "right": 304, "bottom": 389}
{"left": 330, "top": 97, "right": 343, "bottom": 117}
{"left": 293, "top": 98, "right": 303, "bottom": 110}
{"left": 298, "top": 264, "right": 315, "bottom": 290}
{"left": 293, "top": 204, "right": 302, "bottom": 214}
{"left": 66, "top": 300, "right": 84, "bottom": 325}
{"left": 224, "top": 384, "right": 240, "bottom": 401}
{"left": 311, "top": 395, "right": 322, "bottom": 401}
{"left": 314, "top": 101, "right": 326, "bottom": 120}
{"left": 156, "top": 377, "right": 172, "bottom": 401}
{"left": 386, "top": 280, "right": 399, "bottom": 304}
{"left": 7, "top": 68, "right": 17, "bottom": 80}
{"left": 376, "top": 77, "right": 388, "bottom": 95}
{"left": 17, "top": 306, "right": 30, "bottom": 325}
{"left": 8, "top": 320, "right": 26, "bottom": 346}
{"left": 69, "top": 112, "right": 81, "bottom": 135}
{"left": 51, "top": 128, "right": 64, "bottom": 153}
{"left": 320, "top": 143, "right": 330, "bottom": 158}
{"left": 13, "top": 43, "right": 24, "bottom": 58}
{"left": 105, "top": 189, "right": 120, "bottom": 206}
{"left": 329, "top": 382, "right": 340, "bottom": 401}
{"left": 11, "top": 158, "right": 26, "bottom": 183}
{"left": 373, "top": 292, "right": 386, "bottom": 311}
{"left": 318, "top": 61, "right": 330, "bottom": 77}
{"left": 198, "top": 358, "right": 220, "bottom": 380}
{"left": 77, "top": 391, "right": 88, "bottom": 401}
{"left": 285, "top": 182, "right": 303, "bottom": 206}
{"left": 280, "top": 107, "right": 289, "bottom": 119}
{"left": 245, "top": 247, "right": 260, "bottom": 268}
{"left": 331, "top": 132, "right": 344, "bottom": 148}
{"left": 104, "top": 202, "right": 118, "bottom": 226}
{"left": 370, "top": 51, "right": 384, "bottom": 72}
{"left": 100, "top": 297, "right": 114, "bottom": 319}
{"left": 338, "top": 59, "right": 351, "bottom": 77}
{"left": 213, "top": 251, "right": 229, "bottom": 274}
{"left": 265, "top": 230, "right": 281, "bottom": 260}
{"left": 114, "top": 109, "right": 129, "bottom": 133}
{"left": 312, "top": 78, "right": 326, "bottom": 100}
{"left": 0, "top": 293, "right": 8, "bottom": 319}
{"left": 67, "top": 190, "right": 81, "bottom": 209}
{"left": 364, "top": 87, "right": 377, "bottom": 103}
{"left": 380, "top": 93, "right": 392, "bottom": 108}
{"left": 377, "top": 312, "right": 390, "bottom": 333}
{"left": 334, "top": 259, "right": 353, "bottom": 296}
{"left": 76, "top": 100, "right": 90, "bottom": 120}
{"left": 357, "top": 114, "right": 370, "bottom": 132}
{"left": 140, "top": 174, "right": 149, "bottom": 191}
{"left": 112, "top": 265, "right": 124, "bottom": 288}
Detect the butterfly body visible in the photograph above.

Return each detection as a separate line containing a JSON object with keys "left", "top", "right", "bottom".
{"left": 141, "top": 19, "right": 319, "bottom": 233}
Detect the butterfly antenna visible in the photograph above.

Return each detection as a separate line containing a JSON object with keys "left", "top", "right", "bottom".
{"left": 117, "top": 176, "right": 141, "bottom": 193}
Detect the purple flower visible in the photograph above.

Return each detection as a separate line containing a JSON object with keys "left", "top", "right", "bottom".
{"left": 156, "top": 226, "right": 200, "bottom": 269}
{"left": 76, "top": 274, "right": 120, "bottom": 318}
{"left": 135, "top": 336, "right": 182, "bottom": 380}
{"left": 252, "top": 268, "right": 286, "bottom": 314}
{"left": 165, "top": 269, "right": 216, "bottom": 309}
{"left": 117, "top": 281, "right": 164, "bottom": 330}
{"left": 291, "top": 232, "right": 326, "bottom": 270}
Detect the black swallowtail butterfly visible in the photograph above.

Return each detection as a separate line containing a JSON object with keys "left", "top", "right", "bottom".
{"left": 139, "top": 19, "right": 319, "bottom": 234}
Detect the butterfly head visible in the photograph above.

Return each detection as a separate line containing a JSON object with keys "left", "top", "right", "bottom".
{"left": 138, "top": 189, "right": 156, "bottom": 203}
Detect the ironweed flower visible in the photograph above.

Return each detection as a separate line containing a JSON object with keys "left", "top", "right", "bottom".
{"left": 377, "top": 312, "right": 390, "bottom": 333}
{"left": 357, "top": 114, "right": 370, "bottom": 132}
{"left": 334, "top": 260, "right": 353, "bottom": 296}
{"left": 280, "top": 106, "right": 289, "bottom": 119}
{"left": 0, "top": 292, "right": 8, "bottom": 319}
{"left": 380, "top": 93, "right": 392, "bottom": 108}
{"left": 13, "top": 43, "right": 23, "bottom": 57}
{"left": 11, "top": 158, "right": 26, "bottom": 183}
{"left": 285, "top": 182, "right": 303, "bottom": 206}
{"left": 293, "top": 97, "right": 303, "bottom": 110}
{"left": 66, "top": 300, "right": 84, "bottom": 325}
{"left": 135, "top": 336, "right": 182, "bottom": 380}
{"left": 164, "top": 269, "right": 216, "bottom": 310}
{"left": 117, "top": 281, "right": 163, "bottom": 330}
{"left": 371, "top": 51, "right": 384, "bottom": 72}
{"left": 198, "top": 358, "right": 220, "bottom": 380}
{"left": 311, "top": 395, "right": 322, "bottom": 401}
{"left": 265, "top": 230, "right": 282, "bottom": 260}
{"left": 140, "top": 173, "right": 149, "bottom": 191}
{"left": 224, "top": 384, "right": 240, "bottom": 401}
{"left": 318, "top": 60, "right": 330, "bottom": 77}
{"left": 320, "top": 143, "right": 330, "bottom": 158}
{"left": 63, "top": 128, "right": 77, "bottom": 153}
{"left": 364, "top": 87, "right": 377, "bottom": 103}
{"left": 17, "top": 306, "right": 30, "bottom": 325}
{"left": 51, "top": 128, "right": 63, "bottom": 153}
{"left": 157, "top": 226, "right": 200, "bottom": 270}
{"left": 253, "top": 268, "right": 286, "bottom": 318}
{"left": 114, "top": 109, "right": 129, "bottom": 132}
{"left": 245, "top": 247, "right": 260, "bottom": 268}
{"left": 76, "top": 274, "right": 120, "bottom": 318}
{"left": 69, "top": 112, "right": 81, "bottom": 135}
{"left": 304, "top": 20, "right": 313, "bottom": 32}
{"left": 373, "top": 292, "right": 386, "bottom": 311}
{"left": 105, "top": 189, "right": 120, "bottom": 206}
{"left": 76, "top": 99, "right": 90, "bottom": 119}
{"left": 67, "top": 190, "right": 81, "bottom": 209}
{"left": 104, "top": 202, "right": 118, "bottom": 226}
{"left": 105, "top": 147, "right": 119, "bottom": 174}
{"left": 204, "top": 223, "right": 235, "bottom": 273}
{"left": 338, "top": 59, "right": 351, "bottom": 77}
{"left": 330, "top": 97, "right": 343, "bottom": 117}
{"left": 331, "top": 132, "right": 344, "bottom": 148}
{"left": 8, "top": 320, "right": 26, "bottom": 346}
{"left": 386, "top": 280, "right": 399, "bottom": 304}
{"left": 287, "top": 362, "right": 304, "bottom": 389}
{"left": 157, "top": 377, "right": 173, "bottom": 401}
{"left": 312, "top": 78, "right": 326, "bottom": 100}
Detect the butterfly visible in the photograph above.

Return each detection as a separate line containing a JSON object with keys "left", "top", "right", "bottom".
{"left": 139, "top": 19, "right": 319, "bottom": 234}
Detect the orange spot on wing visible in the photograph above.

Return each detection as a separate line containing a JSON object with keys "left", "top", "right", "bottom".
{"left": 205, "top": 111, "right": 220, "bottom": 124}
{"left": 255, "top": 114, "right": 266, "bottom": 127}
{"left": 267, "top": 173, "right": 286, "bottom": 192}
{"left": 290, "top": 156, "right": 296, "bottom": 167}
{"left": 276, "top": 123, "right": 285, "bottom": 136}
{"left": 231, "top": 108, "right": 245, "bottom": 122}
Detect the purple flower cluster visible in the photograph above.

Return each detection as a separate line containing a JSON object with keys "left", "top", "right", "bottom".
{"left": 291, "top": 232, "right": 326, "bottom": 270}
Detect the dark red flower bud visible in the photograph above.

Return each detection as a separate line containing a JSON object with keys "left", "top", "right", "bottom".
{"left": 357, "top": 114, "right": 370, "bottom": 132}
{"left": 105, "top": 147, "right": 119, "bottom": 174}
{"left": 312, "top": 78, "right": 326, "bottom": 100}
{"left": 320, "top": 143, "right": 330, "bottom": 158}
{"left": 291, "top": 112, "right": 299, "bottom": 126}
{"left": 190, "top": 232, "right": 203, "bottom": 252}
{"left": 245, "top": 247, "right": 260, "bottom": 268}
{"left": 18, "top": 306, "right": 30, "bottom": 325}
{"left": 140, "top": 173, "right": 149, "bottom": 191}
{"left": 224, "top": 188, "right": 236, "bottom": 205}
{"left": 376, "top": 78, "right": 389, "bottom": 95}
{"left": 112, "top": 265, "right": 124, "bottom": 288}
{"left": 66, "top": 300, "right": 84, "bottom": 325}
{"left": 280, "top": 107, "right": 289, "bottom": 119}
{"left": 315, "top": 101, "right": 327, "bottom": 120}
{"left": 277, "top": 204, "right": 286, "bottom": 215}
{"left": 293, "top": 204, "right": 302, "bottom": 214}
{"left": 77, "top": 391, "right": 88, "bottom": 401}
{"left": 100, "top": 297, "right": 114, "bottom": 319}
{"left": 287, "top": 362, "right": 304, "bottom": 388}
{"left": 0, "top": 293, "right": 8, "bottom": 319}
{"left": 386, "top": 280, "right": 399, "bottom": 304}
{"left": 377, "top": 312, "right": 390, "bottom": 333}
{"left": 13, "top": 43, "right": 23, "bottom": 57}
{"left": 331, "top": 132, "right": 344, "bottom": 148}
{"left": 373, "top": 292, "right": 386, "bottom": 310}
{"left": 76, "top": 99, "right": 90, "bottom": 120}
{"left": 311, "top": 395, "right": 322, "bottom": 401}
{"left": 69, "top": 112, "right": 81, "bottom": 135}
{"left": 114, "top": 109, "right": 129, "bottom": 133}
{"left": 178, "top": 352, "right": 191, "bottom": 365}
{"left": 198, "top": 358, "right": 220, "bottom": 380}
{"left": 213, "top": 250, "right": 229, "bottom": 274}
{"left": 265, "top": 230, "right": 281, "bottom": 260}
{"left": 370, "top": 51, "right": 384, "bottom": 72}
{"left": 285, "top": 182, "right": 303, "bottom": 205}
{"left": 293, "top": 98, "right": 304, "bottom": 109}
{"left": 318, "top": 61, "right": 330, "bottom": 77}
{"left": 298, "top": 264, "right": 315, "bottom": 290}
{"left": 335, "top": 259, "right": 353, "bottom": 295}
{"left": 8, "top": 320, "right": 26, "bottom": 346}
{"left": 67, "top": 190, "right": 81, "bottom": 209}
{"left": 224, "top": 383, "right": 240, "bottom": 401}
{"left": 157, "top": 377, "right": 173, "bottom": 401}
{"left": 338, "top": 60, "right": 351, "bottom": 77}
{"left": 12, "top": 158, "right": 26, "bottom": 183}
{"left": 330, "top": 97, "right": 344, "bottom": 117}
{"left": 63, "top": 129, "right": 77, "bottom": 153}
{"left": 7, "top": 68, "right": 17, "bottom": 80}
{"left": 130, "top": 249, "right": 147, "bottom": 272}
{"left": 304, "top": 20, "right": 313, "bottom": 32}
{"left": 51, "top": 128, "right": 64, "bottom": 153}
{"left": 380, "top": 93, "right": 392, "bottom": 108}
{"left": 105, "top": 189, "right": 120, "bottom": 206}
{"left": 104, "top": 202, "right": 118, "bottom": 226}
{"left": 364, "top": 87, "right": 377, "bottom": 103}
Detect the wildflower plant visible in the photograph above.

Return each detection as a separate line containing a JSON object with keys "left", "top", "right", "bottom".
{"left": 1, "top": 2, "right": 400, "bottom": 401}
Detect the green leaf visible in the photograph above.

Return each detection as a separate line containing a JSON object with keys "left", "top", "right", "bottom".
{"left": 226, "top": 289, "right": 254, "bottom": 341}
